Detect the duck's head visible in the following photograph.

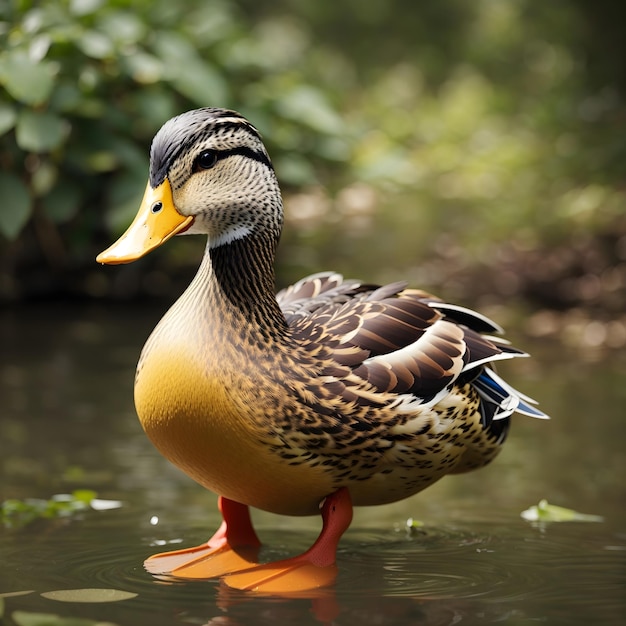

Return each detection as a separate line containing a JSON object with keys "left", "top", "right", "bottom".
{"left": 97, "top": 108, "right": 282, "bottom": 265}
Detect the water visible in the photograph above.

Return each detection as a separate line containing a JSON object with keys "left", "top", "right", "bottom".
{"left": 1, "top": 304, "right": 625, "bottom": 625}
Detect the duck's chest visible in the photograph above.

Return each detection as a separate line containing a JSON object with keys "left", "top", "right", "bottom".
{"left": 134, "top": 308, "right": 264, "bottom": 452}
{"left": 135, "top": 311, "right": 254, "bottom": 431}
{"left": 132, "top": 310, "right": 334, "bottom": 514}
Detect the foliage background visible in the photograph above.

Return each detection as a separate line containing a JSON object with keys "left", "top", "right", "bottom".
{"left": 1, "top": 0, "right": 625, "bottom": 346}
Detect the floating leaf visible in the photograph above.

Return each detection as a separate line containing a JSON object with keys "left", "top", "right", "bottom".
{"left": 52, "top": 489, "right": 97, "bottom": 505}
{"left": 40, "top": 589, "right": 137, "bottom": 603}
{"left": 16, "top": 110, "right": 69, "bottom": 153}
{"left": 0, "top": 52, "right": 55, "bottom": 106}
{"left": 1, "top": 490, "right": 102, "bottom": 528}
{"left": 12, "top": 611, "right": 98, "bottom": 626}
{"left": 90, "top": 499, "right": 122, "bottom": 511}
{"left": 0, "top": 592, "right": 35, "bottom": 619}
{"left": 405, "top": 516, "right": 425, "bottom": 537}
{"left": 521, "top": 499, "right": 604, "bottom": 523}
{"left": 405, "top": 517, "right": 424, "bottom": 529}
{"left": 0, "top": 171, "right": 32, "bottom": 240}
{"left": 0, "top": 591, "right": 36, "bottom": 599}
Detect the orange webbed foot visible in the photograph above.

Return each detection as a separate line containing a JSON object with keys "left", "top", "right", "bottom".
{"left": 145, "top": 496, "right": 261, "bottom": 579}
{"left": 223, "top": 488, "right": 353, "bottom": 593}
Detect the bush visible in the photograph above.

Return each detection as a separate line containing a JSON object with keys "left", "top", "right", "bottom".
{"left": 0, "top": 0, "right": 349, "bottom": 276}
{"left": 1, "top": 0, "right": 625, "bottom": 309}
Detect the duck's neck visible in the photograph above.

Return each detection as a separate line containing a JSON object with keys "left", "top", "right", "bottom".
{"left": 188, "top": 232, "right": 288, "bottom": 337}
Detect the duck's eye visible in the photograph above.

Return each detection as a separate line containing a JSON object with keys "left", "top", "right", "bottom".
{"left": 193, "top": 150, "right": 218, "bottom": 172}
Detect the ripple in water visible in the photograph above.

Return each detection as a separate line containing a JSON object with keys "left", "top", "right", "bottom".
{"left": 2, "top": 514, "right": 223, "bottom": 615}
{"left": 336, "top": 521, "right": 623, "bottom": 607}
{"left": 3, "top": 514, "right": 623, "bottom": 625}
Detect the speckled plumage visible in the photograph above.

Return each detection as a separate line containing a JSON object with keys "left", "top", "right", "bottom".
{"left": 118, "top": 107, "right": 547, "bottom": 517}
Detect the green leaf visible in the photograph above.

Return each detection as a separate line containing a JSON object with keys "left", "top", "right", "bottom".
{"left": 0, "top": 591, "right": 35, "bottom": 599}
{"left": 172, "top": 60, "right": 228, "bottom": 107}
{"left": 16, "top": 110, "right": 68, "bottom": 152}
{"left": 31, "top": 161, "right": 58, "bottom": 197}
{"left": 521, "top": 499, "right": 604, "bottom": 523}
{"left": 89, "top": 498, "right": 122, "bottom": 511}
{"left": 0, "top": 594, "right": 35, "bottom": 622}
{"left": 0, "top": 490, "right": 100, "bottom": 528}
{"left": 70, "top": 489, "right": 98, "bottom": 505}
{"left": 405, "top": 516, "right": 425, "bottom": 537}
{"left": 278, "top": 86, "right": 343, "bottom": 135}
{"left": 124, "top": 52, "right": 163, "bottom": 84}
{"left": 155, "top": 33, "right": 228, "bottom": 105}
{"left": 0, "top": 172, "right": 32, "bottom": 239}
{"left": 79, "top": 30, "right": 114, "bottom": 59}
{"left": 42, "top": 184, "right": 82, "bottom": 223}
{"left": 40, "top": 588, "right": 137, "bottom": 603}
{"left": 12, "top": 611, "right": 61, "bottom": 626}
{"left": 69, "top": 0, "right": 105, "bottom": 16}
{"left": 127, "top": 89, "right": 177, "bottom": 129}
{"left": 12, "top": 611, "right": 97, "bottom": 626}
{"left": 49, "top": 83, "right": 82, "bottom": 113}
{"left": 86, "top": 151, "right": 118, "bottom": 172}
{"left": 98, "top": 11, "right": 146, "bottom": 45}
{"left": 0, "top": 102, "right": 17, "bottom": 136}
{"left": 0, "top": 52, "right": 55, "bottom": 106}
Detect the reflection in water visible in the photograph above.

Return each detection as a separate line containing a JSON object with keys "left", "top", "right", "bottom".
{"left": 1, "top": 304, "right": 625, "bottom": 625}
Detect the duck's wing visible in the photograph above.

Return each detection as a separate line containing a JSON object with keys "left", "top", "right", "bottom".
{"left": 277, "top": 271, "right": 376, "bottom": 320}
{"left": 280, "top": 272, "right": 547, "bottom": 419}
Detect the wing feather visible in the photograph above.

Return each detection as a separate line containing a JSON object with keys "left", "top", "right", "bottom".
{"left": 279, "top": 272, "right": 548, "bottom": 419}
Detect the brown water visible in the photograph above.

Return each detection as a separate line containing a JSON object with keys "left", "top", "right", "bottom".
{"left": 1, "top": 304, "right": 625, "bottom": 625}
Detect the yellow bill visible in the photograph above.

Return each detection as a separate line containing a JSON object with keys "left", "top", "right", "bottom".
{"left": 96, "top": 178, "right": 194, "bottom": 265}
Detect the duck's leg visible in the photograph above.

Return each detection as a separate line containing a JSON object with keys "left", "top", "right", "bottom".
{"left": 145, "top": 496, "right": 261, "bottom": 579}
{"left": 223, "top": 487, "right": 353, "bottom": 593}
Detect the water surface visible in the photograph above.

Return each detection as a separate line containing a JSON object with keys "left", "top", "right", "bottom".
{"left": 1, "top": 304, "right": 624, "bottom": 625}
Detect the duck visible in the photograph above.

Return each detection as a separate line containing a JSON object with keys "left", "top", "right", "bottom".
{"left": 97, "top": 107, "right": 548, "bottom": 593}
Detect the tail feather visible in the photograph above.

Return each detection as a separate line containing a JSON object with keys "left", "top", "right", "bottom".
{"left": 474, "top": 368, "right": 549, "bottom": 422}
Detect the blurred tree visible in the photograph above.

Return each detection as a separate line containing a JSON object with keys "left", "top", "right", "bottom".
{"left": 0, "top": 0, "right": 624, "bottom": 313}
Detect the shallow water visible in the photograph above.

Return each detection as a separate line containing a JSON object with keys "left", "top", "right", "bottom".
{"left": 1, "top": 304, "right": 625, "bottom": 625}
